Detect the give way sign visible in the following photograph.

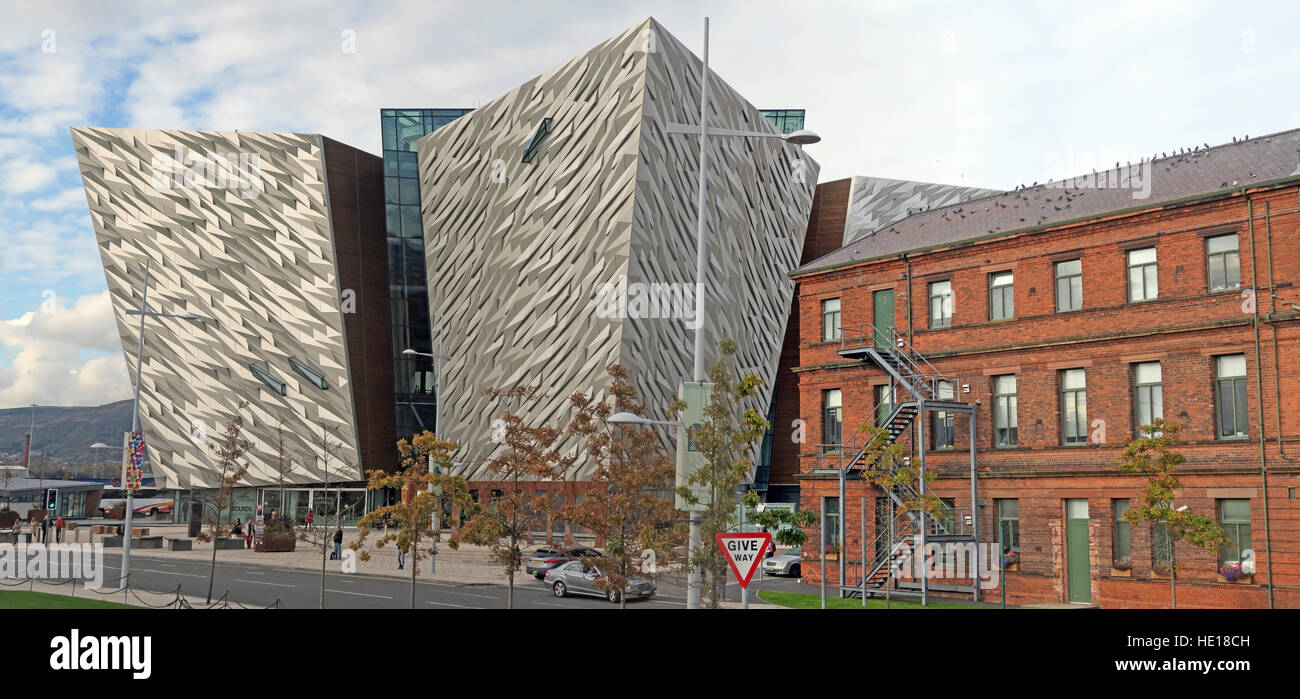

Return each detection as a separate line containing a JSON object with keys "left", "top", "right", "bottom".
{"left": 715, "top": 533, "right": 772, "bottom": 588}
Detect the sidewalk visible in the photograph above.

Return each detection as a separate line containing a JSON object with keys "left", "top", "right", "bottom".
{"left": 88, "top": 523, "right": 515, "bottom": 585}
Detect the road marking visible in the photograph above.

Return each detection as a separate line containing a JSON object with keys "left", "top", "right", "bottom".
{"left": 235, "top": 579, "right": 294, "bottom": 588}
{"left": 533, "top": 601, "right": 584, "bottom": 608}
{"left": 326, "top": 589, "right": 392, "bottom": 599}
{"left": 451, "top": 592, "right": 497, "bottom": 600}
{"left": 424, "top": 601, "right": 482, "bottom": 609}
{"left": 137, "top": 569, "right": 206, "bottom": 578}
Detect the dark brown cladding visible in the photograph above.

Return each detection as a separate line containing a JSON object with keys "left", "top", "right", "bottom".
{"left": 769, "top": 178, "right": 853, "bottom": 489}
{"left": 321, "top": 137, "right": 397, "bottom": 474}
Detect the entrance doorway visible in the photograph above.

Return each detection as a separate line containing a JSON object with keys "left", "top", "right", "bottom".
{"left": 873, "top": 289, "right": 894, "bottom": 348}
{"left": 1065, "top": 499, "right": 1091, "bottom": 603}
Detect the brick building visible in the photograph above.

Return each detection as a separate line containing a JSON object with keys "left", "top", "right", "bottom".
{"left": 787, "top": 129, "right": 1300, "bottom": 608}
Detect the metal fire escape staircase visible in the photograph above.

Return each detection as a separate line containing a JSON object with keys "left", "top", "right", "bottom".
{"left": 817, "top": 323, "right": 980, "bottom": 599}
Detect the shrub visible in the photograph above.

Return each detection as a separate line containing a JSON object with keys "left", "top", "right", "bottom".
{"left": 1153, "top": 561, "right": 1173, "bottom": 576}
{"left": 1001, "top": 550, "right": 1020, "bottom": 568}
{"left": 1220, "top": 561, "right": 1244, "bottom": 581}
{"left": 1112, "top": 557, "right": 1132, "bottom": 571}
{"left": 263, "top": 513, "right": 296, "bottom": 534}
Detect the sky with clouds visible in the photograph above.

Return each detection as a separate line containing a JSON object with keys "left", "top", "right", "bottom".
{"left": 0, "top": 0, "right": 1296, "bottom": 408}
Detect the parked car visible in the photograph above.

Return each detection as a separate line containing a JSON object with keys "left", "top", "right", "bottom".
{"left": 762, "top": 547, "right": 802, "bottom": 577}
{"left": 525, "top": 545, "right": 603, "bottom": 579}
{"left": 544, "top": 560, "right": 656, "bottom": 603}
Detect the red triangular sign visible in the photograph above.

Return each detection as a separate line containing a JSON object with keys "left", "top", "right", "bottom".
{"left": 715, "top": 533, "right": 772, "bottom": 588}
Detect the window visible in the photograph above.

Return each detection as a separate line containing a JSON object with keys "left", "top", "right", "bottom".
{"left": 288, "top": 357, "right": 329, "bottom": 390}
{"left": 1127, "top": 247, "right": 1158, "bottom": 302}
{"left": 821, "top": 298, "right": 841, "bottom": 342}
{"left": 1060, "top": 369, "right": 1088, "bottom": 444}
{"left": 823, "top": 496, "right": 840, "bottom": 555}
{"left": 874, "top": 384, "right": 894, "bottom": 427}
{"left": 933, "top": 380, "right": 955, "bottom": 450}
{"left": 1206, "top": 234, "right": 1241, "bottom": 292}
{"left": 929, "top": 280, "right": 953, "bottom": 328}
{"left": 993, "top": 375, "right": 1018, "bottom": 446}
{"left": 1215, "top": 355, "right": 1249, "bottom": 439}
{"left": 822, "top": 389, "right": 842, "bottom": 446}
{"left": 989, "top": 272, "right": 1014, "bottom": 321}
{"left": 1055, "top": 259, "right": 1083, "bottom": 312}
{"left": 996, "top": 499, "right": 1019, "bottom": 554}
{"left": 521, "top": 117, "right": 553, "bottom": 163}
{"left": 250, "top": 363, "right": 287, "bottom": 396}
{"left": 1152, "top": 523, "right": 1172, "bottom": 570}
{"left": 1113, "top": 499, "right": 1131, "bottom": 563}
{"left": 1133, "top": 361, "right": 1163, "bottom": 433}
{"left": 1218, "top": 499, "right": 1251, "bottom": 565}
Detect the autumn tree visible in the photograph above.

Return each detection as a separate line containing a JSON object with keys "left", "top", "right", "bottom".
{"left": 351, "top": 430, "right": 472, "bottom": 609}
{"left": 564, "top": 364, "right": 686, "bottom": 608}
{"left": 195, "top": 401, "right": 251, "bottom": 604}
{"left": 460, "top": 386, "right": 573, "bottom": 609}
{"left": 1118, "top": 419, "right": 1227, "bottom": 606}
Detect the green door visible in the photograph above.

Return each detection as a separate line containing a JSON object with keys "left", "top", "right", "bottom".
{"left": 1066, "top": 499, "right": 1091, "bottom": 603}
{"left": 873, "top": 289, "right": 894, "bottom": 348}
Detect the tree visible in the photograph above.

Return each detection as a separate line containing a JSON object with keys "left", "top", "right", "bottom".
{"left": 296, "top": 427, "right": 351, "bottom": 608}
{"left": 194, "top": 401, "right": 251, "bottom": 604}
{"left": 1117, "top": 419, "right": 1227, "bottom": 607}
{"left": 744, "top": 490, "right": 817, "bottom": 549}
{"left": 564, "top": 365, "right": 686, "bottom": 608}
{"left": 273, "top": 415, "right": 292, "bottom": 513}
{"left": 668, "top": 338, "right": 768, "bottom": 608}
{"left": 460, "top": 386, "right": 574, "bottom": 609}
{"left": 351, "top": 430, "right": 472, "bottom": 608}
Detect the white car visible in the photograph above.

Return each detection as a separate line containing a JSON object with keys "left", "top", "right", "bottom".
{"left": 762, "top": 547, "right": 802, "bottom": 577}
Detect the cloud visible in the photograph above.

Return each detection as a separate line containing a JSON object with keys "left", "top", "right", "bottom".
{"left": 0, "top": 291, "right": 129, "bottom": 408}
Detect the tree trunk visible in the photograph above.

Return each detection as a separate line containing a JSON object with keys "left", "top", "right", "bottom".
{"left": 410, "top": 530, "right": 418, "bottom": 609}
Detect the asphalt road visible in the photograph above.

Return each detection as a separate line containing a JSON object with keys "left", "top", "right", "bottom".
{"left": 94, "top": 553, "right": 806, "bottom": 609}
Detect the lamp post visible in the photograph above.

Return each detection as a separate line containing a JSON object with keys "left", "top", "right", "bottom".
{"left": 119, "top": 258, "right": 206, "bottom": 591}
{"left": 667, "top": 17, "right": 821, "bottom": 610}
{"left": 401, "top": 348, "right": 453, "bottom": 574}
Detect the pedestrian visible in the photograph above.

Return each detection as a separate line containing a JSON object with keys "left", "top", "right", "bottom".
{"left": 245, "top": 519, "right": 255, "bottom": 549}
{"left": 55, "top": 515, "right": 64, "bottom": 543}
{"left": 231, "top": 518, "right": 244, "bottom": 538}
{"left": 9, "top": 519, "right": 20, "bottom": 544}
{"left": 40, "top": 516, "right": 48, "bottom": 544}
{"left": 397, "top": 543, "right": 406, "bottom": 570}
{"left": 332, "top": 526, "right": 343, "bottom": 560}
{"left": 305, "top": 508, "right": 314, "bottom": 532}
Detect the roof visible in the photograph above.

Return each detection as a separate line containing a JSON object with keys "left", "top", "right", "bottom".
{"left": 793, "top": 127, "right": 1300, "bottom": 277}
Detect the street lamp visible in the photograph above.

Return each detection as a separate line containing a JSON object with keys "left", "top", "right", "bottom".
{"left": 119, "top": 257, "right": 206, "bottom": 591}
{"left": 665, "top": 17, "right": 821, "bottom": 609}
{"left": 90, "top": 442, "right": 124, "bottom": 482}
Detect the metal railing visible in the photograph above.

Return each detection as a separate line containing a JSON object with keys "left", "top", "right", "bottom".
{"left": 839, "top": 322, "right": 955, "bottom": 400}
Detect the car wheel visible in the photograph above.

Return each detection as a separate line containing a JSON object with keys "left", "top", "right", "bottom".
{"left": 552, "top": 581, "right": 567, "bottom": 598}
{"left": 607, "top": 588, "right": 621, "bottom": 603}
{"left": 790, "top": 564, "right": 800, "bottom": 578}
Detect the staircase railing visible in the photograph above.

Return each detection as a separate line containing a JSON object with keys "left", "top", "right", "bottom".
{"left": 839, "top": 322, "right": 954, "bottom": 400}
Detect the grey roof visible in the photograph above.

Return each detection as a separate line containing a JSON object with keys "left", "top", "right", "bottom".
{"left": 794, "top": 127, "right": 1300, "bottom": 276}
{"left": 1, "top": 478, "right": 105, "bottom": 492}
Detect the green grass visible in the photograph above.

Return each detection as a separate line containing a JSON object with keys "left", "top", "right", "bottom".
{"left": 0, "top": 590, "right": 136, "bottom": 609}
{"left": 757, "top": 590, "right": 986, "bottom": 610}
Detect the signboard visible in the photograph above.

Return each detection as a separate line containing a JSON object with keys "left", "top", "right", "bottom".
{"left": 715, "top": 532, "right": 772, "bottom": 588}
{"left": 122, "top": 431, "right": 145, "bottom": 492}
{"left": 675, "top": 381, "right": 712, "bottom": 512}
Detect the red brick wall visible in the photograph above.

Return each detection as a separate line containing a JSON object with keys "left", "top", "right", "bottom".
{"left": 790, "top": 183, "right": 1300, "bottom": 607}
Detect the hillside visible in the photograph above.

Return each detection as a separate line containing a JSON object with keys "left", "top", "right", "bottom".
{"left": 0, "top": 400, "right": 133, "bottom": 471}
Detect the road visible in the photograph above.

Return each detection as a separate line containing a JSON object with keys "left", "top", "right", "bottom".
{"left": 95, "top": 553, "right": 805, "bottom": 609}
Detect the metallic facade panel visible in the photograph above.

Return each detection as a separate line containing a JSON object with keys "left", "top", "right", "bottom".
{"left": 72, "top": 128, "right": 363, "bottom": 488}
{"left": 417, "top": 19, "right": 819, "bottom": 480}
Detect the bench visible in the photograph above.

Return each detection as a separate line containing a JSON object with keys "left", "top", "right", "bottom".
{"left": 166, "top": 538, "right": 192, "bottom": 551}
{"left": 101, "top": 535, "right": 123, "bottom": 548}
{"left": 214, "top": 538, "right": 245, "bottom": 550}
{"left": 133, "top": 536, "right": 164, "bottom": 549}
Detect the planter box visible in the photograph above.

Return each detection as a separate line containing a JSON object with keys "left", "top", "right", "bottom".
{"left": 133, "top": 536, "right": 164, "bottom": 549}
{"left": 1110, "top": 568, "right": 1132, "bottom": 577}
{"left": 102, "top": 536, "right": 123, "bottom": 548}
{"left": 1218, "top": 574, "right": 1254, "bottom": 584}
{"left": 167, "top": 538, "right": 192, "bottom": 551}
{"left": 214, "top": 538, "right": 245, "bottom": 550}
{"left": 255, "top": 532, "right": 296, "bottom": 552}
{"left": 1002, "top": 563, "right": 1020, "bottom": 573}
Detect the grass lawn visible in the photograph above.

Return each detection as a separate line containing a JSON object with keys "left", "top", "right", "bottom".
{"left": 0, "top": 590, "right": 136, "bottom": 610}
{"left": 757, "top": 590, "right": 986, "bottom": 610}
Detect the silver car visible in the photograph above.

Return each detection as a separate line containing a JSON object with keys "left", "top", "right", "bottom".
{"left": 544, "top": 560, "right": 657, "bottom": 603}
{"left": 762, "top": 547, "right": 802, "bottom": 577}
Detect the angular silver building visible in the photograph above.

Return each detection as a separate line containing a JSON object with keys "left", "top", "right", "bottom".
{"left": 72, "top": 128, "right": 393, "bottom": 488}
{"left": 417, "top": 19, "right": 820, "bottom": 478}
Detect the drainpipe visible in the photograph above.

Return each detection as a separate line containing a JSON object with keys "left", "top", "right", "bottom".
{"left": 1246, "top": 193, "right": 1276, "bottom": 609}
{"left": 1263, "top": 201, "right": 1290, "bottom": 462}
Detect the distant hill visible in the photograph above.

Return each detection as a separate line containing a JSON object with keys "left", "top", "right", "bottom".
{"left": 0, "top": 400, "right": 133, "bottom": 471}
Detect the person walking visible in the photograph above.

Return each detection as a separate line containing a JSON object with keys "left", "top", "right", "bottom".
{"left": 332, "top": 526, "right": 343, "bottom": 560}
{"left": 39, "top": 516, "right": 48, "bottom": 544}
{"left": 245, "top": 518, "right": 255, "bottom": 549}
{"left": 397, "top": 543, "right": 406, "bottom": 570}
{"left": 54, "top": 516, "right": 64, "bottom": 543}
{"left": 305, "top": 508, "right": 314, "bottom": 532}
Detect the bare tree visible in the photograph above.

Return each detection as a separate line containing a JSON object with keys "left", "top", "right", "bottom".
{"left": 194, "top": 401, "right": 251, "bottom": 604}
